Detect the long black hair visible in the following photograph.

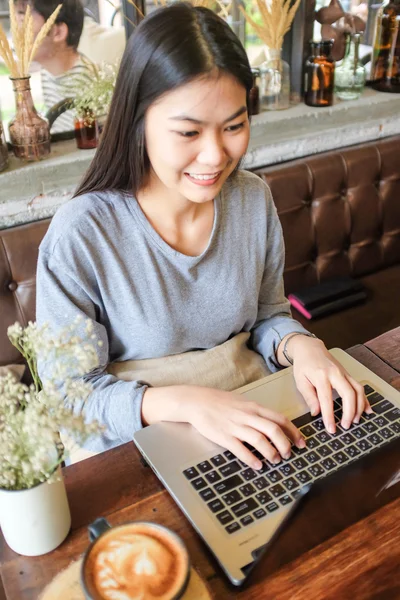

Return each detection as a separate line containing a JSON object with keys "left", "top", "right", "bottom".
{"left": 74, "top": 2, "right": 253, "bottom": 198}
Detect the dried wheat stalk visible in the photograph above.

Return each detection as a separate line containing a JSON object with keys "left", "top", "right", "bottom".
{"left": 0, "top": 28, "right": 18, "bottom": 76}
{"left": 28, "top": 4, "right": 62, "bottom": 71}
{"left": 0, "top": 0, "right": 61, "bottom": 78}
{"left": 240, "top": 0, "right": 301, "bottom": 50}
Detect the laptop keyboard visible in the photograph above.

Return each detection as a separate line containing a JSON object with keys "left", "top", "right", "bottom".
{"left": 182, "top": 385, "right": 400, "bottom": 535}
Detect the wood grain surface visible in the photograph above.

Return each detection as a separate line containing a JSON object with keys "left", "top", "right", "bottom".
{"left": 1, "top": 339, "right": 400, "bottom": 600}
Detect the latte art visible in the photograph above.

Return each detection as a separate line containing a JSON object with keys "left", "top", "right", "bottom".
{"left": 84, "top": 523, "right": 189, "bottom": 600}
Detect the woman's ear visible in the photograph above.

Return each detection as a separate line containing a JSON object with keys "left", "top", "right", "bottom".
{"left": 52, "top": 22, "right": 69, "bottom": 45}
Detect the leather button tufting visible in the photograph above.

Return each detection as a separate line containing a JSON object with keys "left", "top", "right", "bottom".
{"left": 8, "top": 281, "right": 18, "bottom": 292}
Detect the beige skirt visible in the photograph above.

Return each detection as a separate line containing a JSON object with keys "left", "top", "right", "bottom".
{"left": 68, "top": 332, "right": 270, "bottom": 463}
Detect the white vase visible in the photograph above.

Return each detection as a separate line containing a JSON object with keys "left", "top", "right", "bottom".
{"left": 0, "top": 467, "right": 71, "bottom": 556}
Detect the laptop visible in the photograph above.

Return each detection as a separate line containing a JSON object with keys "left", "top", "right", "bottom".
{"left": 133, "top": 348, "right": 400, "bottom": 586}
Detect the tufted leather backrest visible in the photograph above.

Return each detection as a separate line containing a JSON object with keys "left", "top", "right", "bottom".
{"left": 0, "top": 219, "right": 50, "bottom": 366}
{"left": 255, "top": 136, "right": 400, "bottom": 294}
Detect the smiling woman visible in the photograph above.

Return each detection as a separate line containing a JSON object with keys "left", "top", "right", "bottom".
{"left": 36, "top": 2, "right": 370, "bottom": 468}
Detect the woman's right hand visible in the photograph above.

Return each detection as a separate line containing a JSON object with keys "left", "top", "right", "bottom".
{"left": 142, "top": 385, "right": 306, "bottom": 470}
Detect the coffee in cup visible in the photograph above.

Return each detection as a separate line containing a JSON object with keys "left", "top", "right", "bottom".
{"left": 81, "top": 519, "right": 190, "bottom": 600}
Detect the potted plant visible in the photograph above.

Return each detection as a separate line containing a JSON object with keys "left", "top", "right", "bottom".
{"left": 73, "top": 62, "right": 118, "bottom": 149}
{"left": 0, "top": 318, "right": 101, "bottom": 556}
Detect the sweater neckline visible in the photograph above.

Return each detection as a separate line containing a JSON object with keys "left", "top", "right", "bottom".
{"left": 127, "top": 193, "right": 221, "bottom": 264}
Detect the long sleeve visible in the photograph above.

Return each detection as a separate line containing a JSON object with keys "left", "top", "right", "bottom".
{"left": 36, "top": 250, "right": 148, "bottom": 453}
{"left": 250, "top": 186, "right": 309, "bottom": 371}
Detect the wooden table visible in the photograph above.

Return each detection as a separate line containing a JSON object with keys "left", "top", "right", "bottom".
{"left": 1, "top": 328, "right": 400, "bottom": 600}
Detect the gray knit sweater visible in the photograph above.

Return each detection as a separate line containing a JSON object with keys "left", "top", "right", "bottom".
{"left": 36, "top": 170, "right": 308, "bottom": 452}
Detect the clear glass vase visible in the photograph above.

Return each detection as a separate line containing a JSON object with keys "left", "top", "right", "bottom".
{"left": 259, "top": 48, "right": 290, "bottom": 110}
{"left": 335, "top": 33, "right": 366, "bottom": 100}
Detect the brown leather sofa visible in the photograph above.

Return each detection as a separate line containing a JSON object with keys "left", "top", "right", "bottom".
{"left": 255, "top": 135, "right": 400, "bottom": 349}
{"left": 1, "top": 136, "right": 400, "bottom": 369}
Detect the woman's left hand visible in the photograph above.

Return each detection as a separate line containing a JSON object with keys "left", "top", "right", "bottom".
{"left": 280, "top": 335, "right": 373, "bottom": 434}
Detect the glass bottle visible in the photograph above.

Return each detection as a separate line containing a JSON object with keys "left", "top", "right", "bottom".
{"left": 259, "top": 48, "right": 290, "bottom": 110}
{"left": 370, "top": 0, "right": 400, "bottom": 92}
{"left": 74, "top": 112, "right": 99, "bottom": 150}
{"left": 335, "top": 33, "right": 366, "bottom": 100}
{"left": 249, "top": 68, "right": 260, "bottom": 115}
{"left": 8, "top": 77, "right": 51, "bottom": 161}
{"left": 304, "top": 40, "right": 335, "bottom": 107}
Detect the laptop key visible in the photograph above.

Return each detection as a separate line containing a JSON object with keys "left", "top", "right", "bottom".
{"left": 317, "top": 445, "right": 333, "bottom": 457}
{"left": 292, "top": 445, "right": 308, "bottom": 455}
{"left": 344, "top": 445, "right": 361, "bottom": 459}
{"left": 361, "top": 411, "right": 376, "bottom": 421}
{"left": 292, "top": 457, "right": 308, "bottom": 470}
{"left": 225, "top": 522, "right": 241, "bottom": 534}
{"left": 266, "top": 470, "right": 283, "bottom": 484}
{"left": 341, "top": 433, "right": 356, "bottom": 445}
{"left": 313, "top": 419, "right": 325, "bottom": 431}
{"left": 279, "top": 463, "right": 296, "bottom": 477}
{"left": 385, "top": 407, "right": 400, "bottom": 422}
{"left": 254, "top": 476, "right": 269, "bottom": 490}
{"left": 270, "top": 484, "right": 286, "bottom": 498}
{"left": 292, "top": 413, "right": 313, "bottom": 428}
{"left": 197, "top": 460, "right": 213, "bottom": 473}
{"left": 367, "top": 433, "right": 383, "bottom": 446}
{"left": 223, "top": 450, "right": 236, "bottom": 460}
{"left": 296, "top": 470, "right": 312, "bottom": 484}
{"left": 305, "top": 450, "right": 320, "bottom": 464}
{"left": 217, "top": 510, "right": 234, "bottom": 525}
{"left": 307, "top": 437, "right": 320, "bottom": 449}
{"left": 352, "top": 427, "right": 367, "bottom": 439}
{"left": 205, "top": 470, "right": 221, "bottom": 484}
{"left": 241, "top": 515, "right": 254, "bottom": 527}
{"left": 356, "top": 439, "right": 372, "bottom": 452}
{"left": 183, "top": 467, "right": 199, "bottom": 480}
{"left": 367, "top": 392, "right": 384, "bottom": 405}
{"left": 211, "top": 454, "right": 226, "bottom": 467}
{"left": 333, "top": 451, "right": 349, "bottom": 465}
{"left": 363, "top": 422, "right": 378, "bottom": 434}
{"left": 254, "top": 508, "right": 267, "bottom": 519}
{"left": 375, "top": 416, "right": 389, "bottom": 428}
{"left": 241, "top": 468, "right": 257, "bottom": 481}
{"left": 316, "top": 431, "right": 331, "bottom": 444}
{"left": 321, "top": 457, "right": 337, "bottom": 471}
{"left": 191, "top": 477, "right": 207, "bottom": 491}
{"left": 308, "top": 464, "right": 325, "bottom": 478}
{"left": 373, "top": 399, "right": 394, "bottom": 414}
{"left": 364, "top": 384, "right": 374, "bottom": 395}
{"left": 390, "top": 422, "right": 400, "bottom": 434}
{"left": 380, "top": 427, "right": 395, "bottom": 440}
{"left": 256, "top": 491, "right": 273, "bottom": 505}
{"left": 199, "top": 488, "right": 216, "bottom": 502}
{"left": 329, "top": 439, "right": 344, "bottom": 452}
{"left": 222, "top": 490, "right": 242, "bottom": 506}
{"left": 283, "top": 477, "right": 299, "bottom": 491}
{"left": 266, "top": 501, "right": 279, "bottom": 512}
{"left": 219, "top": 461, "right": 241, "bottom": 477}
{"left": 258, "top": 462, "right": 270, "bottom": 474}
{"left": 208, "top": 499, "right": 225, "bottom": 513}
{"left": 279, "top": 495, "right": 293, "bottom": 506}
{"left": 231, "top": 498, "right": 258, "bottom": 518}
{"left": 300, "top": 425, "right": 316, "bottom": 437}
{"left": 240, "top": 483, "right": 256, "bottom": 497}
{"left": 214, "top": 475, "right": 243, "bottom": 494}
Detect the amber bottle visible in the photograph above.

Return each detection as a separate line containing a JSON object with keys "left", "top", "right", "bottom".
{"left": 249, "top": 68, "right": 260, "bottom": 115}
{"left": 304, "top": 40, "right": 335, "bottom": 107}
{"left": 370, "top": 0, "right": 400, "bottom": 92}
